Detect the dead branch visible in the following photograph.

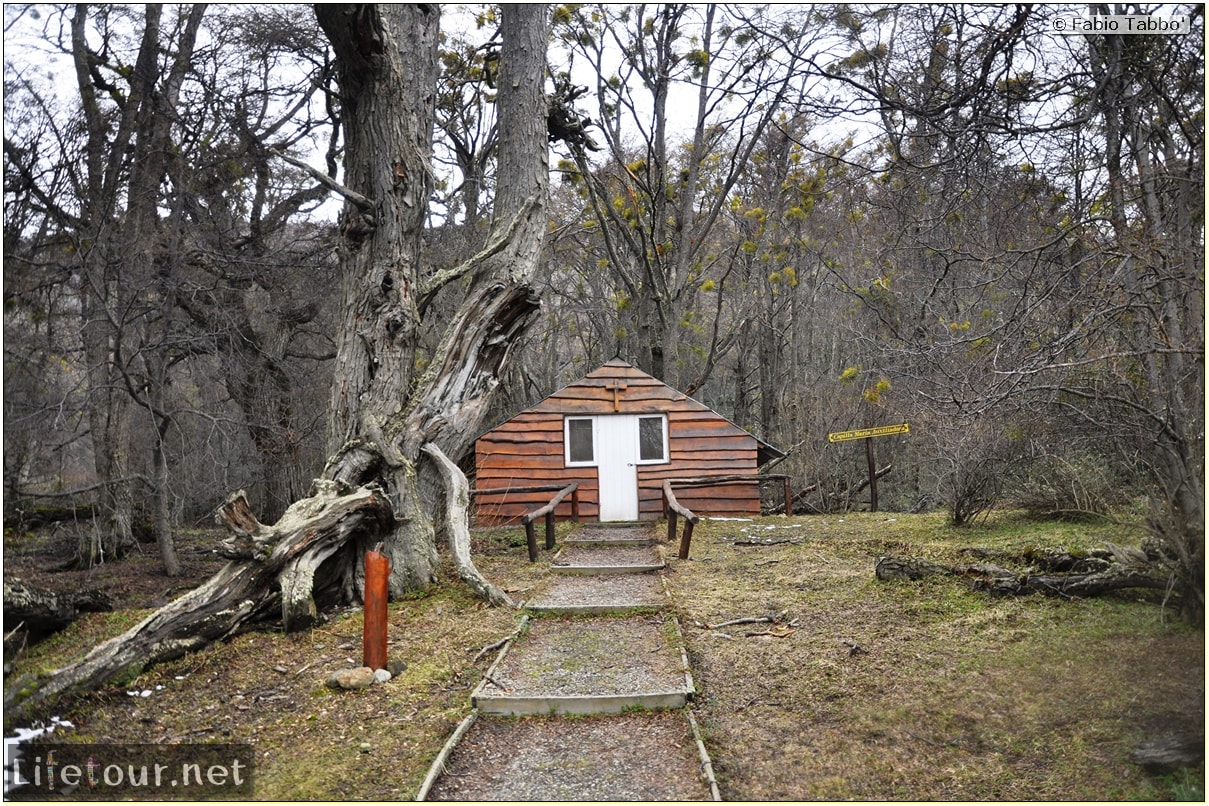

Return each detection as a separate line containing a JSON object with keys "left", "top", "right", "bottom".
{"left": 269, "top": 148, "right": 374, "bottom": 211}
{"left": 706, "top": 610, "right": 788, "bottom": 629}
{"left": 733, "top": 537, "right": 804, "bottom": 547}
{"left": 471, "top": 615, "right": 530, "bottom": 663}
{"left": 745, "top": 626, "right": 795, "bottom": 638}
{"left": 709, "top": 616, "right": 772, "bottom": 629}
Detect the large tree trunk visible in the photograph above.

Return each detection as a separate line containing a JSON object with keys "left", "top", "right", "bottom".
{"left": 315, "top": 3, "right": 549, "bottom": 597}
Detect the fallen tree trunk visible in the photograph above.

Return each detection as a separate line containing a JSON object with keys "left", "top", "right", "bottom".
{"left": 875, "top": 552, "right": 1173, "bottom": 601}
{"left": 1130, "top": 735, "right": 1204, "bottom": 775}
{"left": 971, "top": 563, "right": 1172, "bottom": 598}
{"left": 874, "top": 556, "right": 949, "bottom": 581}
{"left": 4, "top": 481, "right": 393, "bottom": 723}
{"left": 3, "top": 579, "right": 113, "bottom": 643}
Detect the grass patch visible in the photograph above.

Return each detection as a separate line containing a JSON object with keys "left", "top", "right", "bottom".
{"left": 5, "top": 514, "right": 1200, "bottom": 800}
{"left": 669, "top": 512, "right": 1203, "bottom": 801}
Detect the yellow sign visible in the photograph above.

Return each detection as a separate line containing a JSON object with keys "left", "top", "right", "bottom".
{"left": 827, "top": 423, "right": 910, "bottom": 443}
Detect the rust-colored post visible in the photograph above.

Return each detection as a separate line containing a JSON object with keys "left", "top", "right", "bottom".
{"left": 363, "top": 549, "right": 390, "bottom": 670}
{"left": 524, "top": 518, "right": 538, "bottom": 562}
{"left": 678, "top": 518, "right": 695, "bottom": 560}
{"left": 545, "top": 510, "right": 556, "bottom": 550}
{"left": 571, "top": 487, "right": 580, "bottom": 522}
{"left": 783, "top": 476, "right": 793, "bottom": 515}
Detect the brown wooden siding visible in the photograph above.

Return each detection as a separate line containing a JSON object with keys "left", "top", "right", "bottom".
{"left": 474, "top": 359, "right": 766, "bottom": 524}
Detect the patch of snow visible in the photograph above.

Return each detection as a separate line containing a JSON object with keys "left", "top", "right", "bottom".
{"left": 4, "top": 717, "right": 73, "bottom": 794}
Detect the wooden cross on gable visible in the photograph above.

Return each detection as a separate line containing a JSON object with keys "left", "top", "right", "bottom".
{"left": 606, "top": 379, "right": 628, "bottom": 412}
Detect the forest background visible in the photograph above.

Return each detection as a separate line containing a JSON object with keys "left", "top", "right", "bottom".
{"left": 3, "top": 3, "right": 1203, "bottom": 620}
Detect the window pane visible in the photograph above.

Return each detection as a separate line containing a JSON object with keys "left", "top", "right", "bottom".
{"left": 568, "top": 419, "right": 593, "bottom": 463}
{"left": 638, "top": 416, "right": 665, "bottom": 461}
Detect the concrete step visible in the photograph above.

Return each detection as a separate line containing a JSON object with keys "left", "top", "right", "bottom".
{"left": 419, "top": 710, "right": 719, "bottom": 801}
{"left": 561, "top": 523, "right": 658, "bottom": 547}
{"left": 471, "top": 616, "right": 694, "bottom": 717}
{"left": 551, "top": 544, "right": 665, "bottom": 575}
{"left": 526, "top": 573, "right": 668, "bottom": 615}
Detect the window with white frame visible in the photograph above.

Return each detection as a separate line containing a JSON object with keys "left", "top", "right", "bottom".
{"left": 636, "top": 415, "right": 668, "bottom": 463}
{"left": 565, "top": 417, "right": 595, "bottom": 465}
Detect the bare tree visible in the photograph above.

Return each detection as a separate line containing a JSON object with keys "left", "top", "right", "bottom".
{"left": 4, "top": 3, "right": 552, "bottom": 721}
{"left": 5, "top": 5, "right": 345, "bottom": 562}
{"left": 553, "top": 4, "right": 814, "bottom": 388}
{"left": 816, "top": 4, "right": 1203, "bottom": 616}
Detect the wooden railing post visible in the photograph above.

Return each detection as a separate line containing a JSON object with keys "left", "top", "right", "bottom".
{"left": 678, "top": 517, "right": 696, "bottom": 560}
{"left": 663, "top": 480, "right": 700, "bottom": 559}
{"left": 523, "top": 517, "right": 538, "bottom": 562}
{"left": 783, "top": 476, "right": 793, "bottom": 515}
{"left": 517, "top": 482, "right": 577, "bottom": 561}
{"left": 663, "top": 482, "right": 676, "bottom": 542}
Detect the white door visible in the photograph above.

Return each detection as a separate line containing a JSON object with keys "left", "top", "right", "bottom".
{"left": 596, "top": 415, "right": 639, "bottom": 521}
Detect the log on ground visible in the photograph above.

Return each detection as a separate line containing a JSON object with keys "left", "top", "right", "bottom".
{"left": 3, "top": 579, "right": 113, "bottom": 643}
{"left": 971, "top": 563, "right": 1172, "bottom": 598}
{"left": 4, "top": 482, "right": 393, "bottom": 723}
{"left": 875, "top": 552, "right": 1173, "bottom": 601}
{"left": 1130, "top": 735, "right": 1204, "bottom": 775}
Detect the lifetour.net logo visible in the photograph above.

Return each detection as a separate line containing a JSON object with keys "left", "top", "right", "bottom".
{"left": 4, "top": 742, "right": 253, "bottom": 798}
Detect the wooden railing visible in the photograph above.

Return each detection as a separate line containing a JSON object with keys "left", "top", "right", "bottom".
{"left": 472, "top": 483, "right": 580, "bottom": 562}
{"left": 520, "top": 482, "right": 580, "bottom": 562}
{"left": 662, "top": 474, "right": 792, "bottom": 560}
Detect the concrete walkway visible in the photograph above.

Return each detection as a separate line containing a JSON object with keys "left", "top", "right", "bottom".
{"left": 418, "top": 523, "right": 720, "bottom": 801}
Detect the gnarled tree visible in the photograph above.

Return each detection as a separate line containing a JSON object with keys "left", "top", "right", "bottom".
{"left": 313, "top": 3, "right": 548, "bottom": 602}
{"left": 4, "top": 2, "right": 550, "bottom": 722}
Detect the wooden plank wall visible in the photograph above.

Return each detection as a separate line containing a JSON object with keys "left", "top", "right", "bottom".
{"left": 474, "top": 360, "right": 763, "bottom": 524}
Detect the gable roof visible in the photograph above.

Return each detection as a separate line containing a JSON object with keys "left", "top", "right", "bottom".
{"left": 485, "top": 358, "right": 786, "bottom": 464}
